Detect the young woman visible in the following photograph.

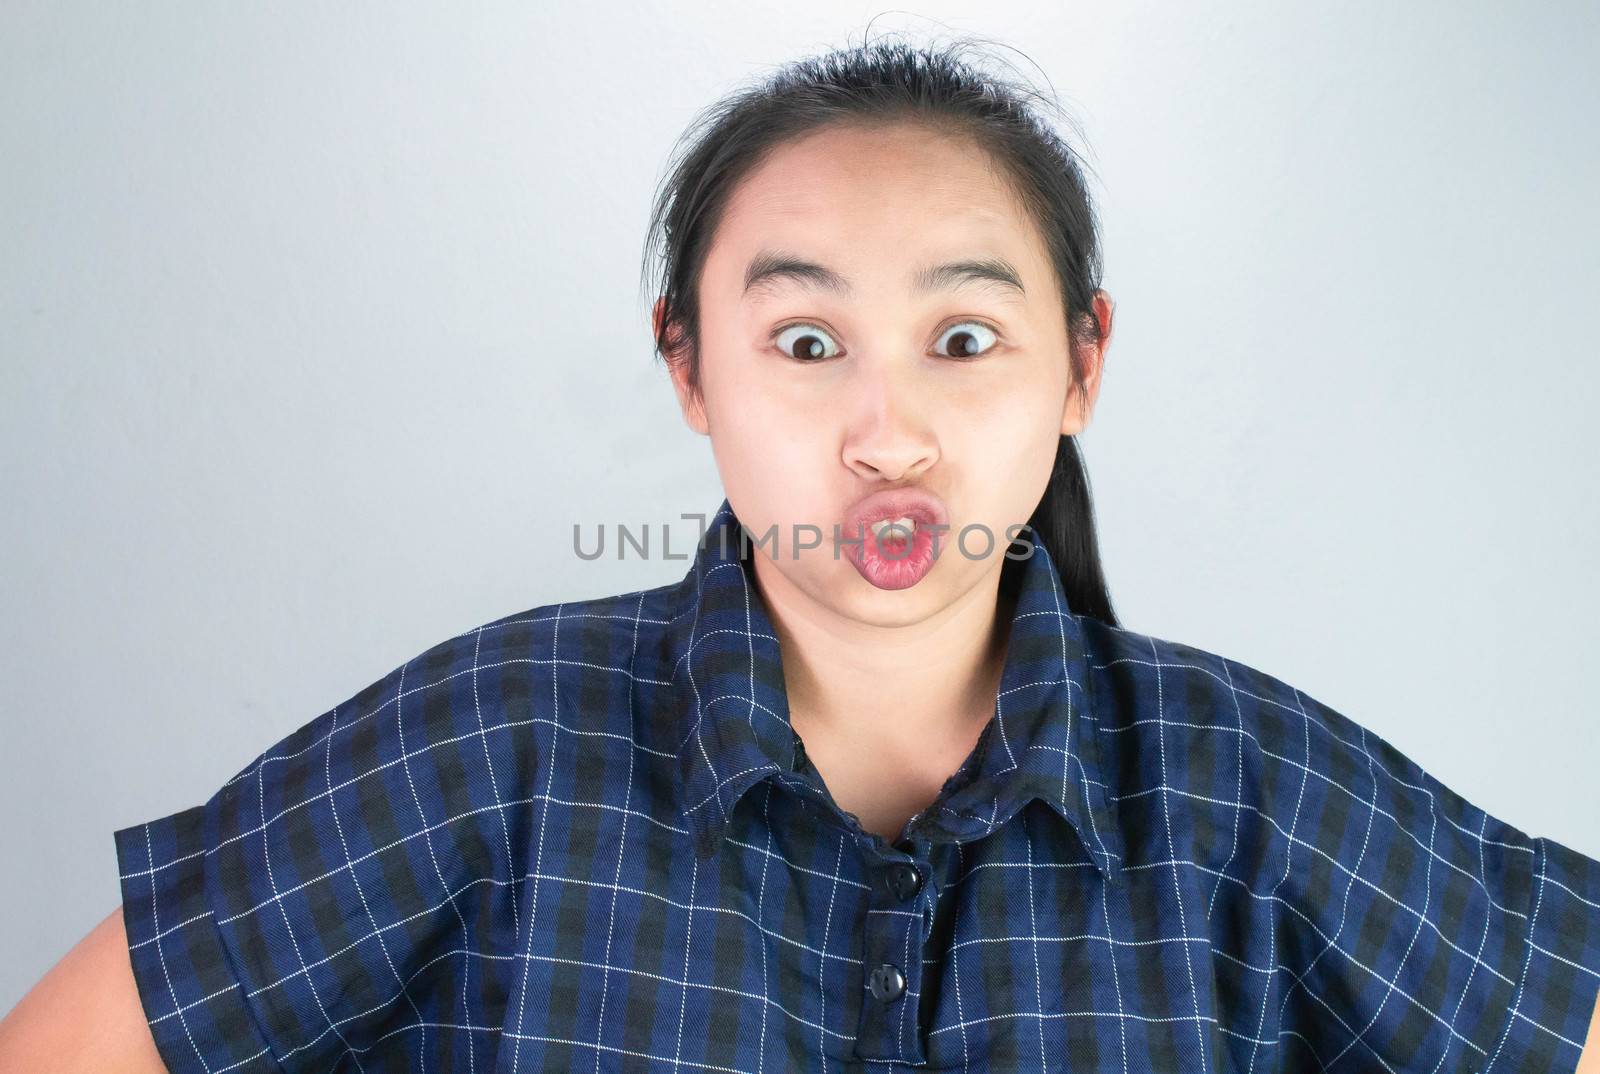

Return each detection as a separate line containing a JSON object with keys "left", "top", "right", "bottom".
{"left": 5, "top": 35, "right": 1600, "bottom": 1074}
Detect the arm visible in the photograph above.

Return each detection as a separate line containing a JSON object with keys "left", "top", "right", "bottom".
{"left": 0, "top": 905, "right": 167, "bottom": 1073}
{"left": 1580, "top": 990, "right": 1600, "bottom": 1074}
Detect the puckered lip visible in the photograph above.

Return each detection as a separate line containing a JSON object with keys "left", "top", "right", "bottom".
{"left": 840, "top": 486, "right": 950, "bottom": 542}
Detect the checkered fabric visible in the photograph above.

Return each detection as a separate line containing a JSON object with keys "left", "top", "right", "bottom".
{"left": 115, "top": 496, "right": 1600, "bottom": 1072}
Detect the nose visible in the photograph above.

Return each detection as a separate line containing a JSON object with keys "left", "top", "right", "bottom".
{"left": 840, "top": 360, "right": 939, "bottom": 483}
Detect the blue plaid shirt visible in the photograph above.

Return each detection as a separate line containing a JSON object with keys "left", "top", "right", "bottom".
{"left": 116, "top": 497, "right": 1600, "bottom": 1072}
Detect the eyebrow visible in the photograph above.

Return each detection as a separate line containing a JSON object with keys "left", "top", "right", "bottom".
{"left": 741, "top": 249, "right": 1027, "bottom": 302}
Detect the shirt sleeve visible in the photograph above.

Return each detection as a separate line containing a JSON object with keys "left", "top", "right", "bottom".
{"left": 113, "top": 635, "right": 533, "bottom": 1073}
{"left": 1484, "top": 832, "right": 1600, "bottom": 1070}
{"left": 1275, "top": 688, "right": 1600, "bottom": 1073}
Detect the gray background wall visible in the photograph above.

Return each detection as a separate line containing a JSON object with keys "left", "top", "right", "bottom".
{"left": 2, "top": 2, "right": 1596, "bottom": 1013}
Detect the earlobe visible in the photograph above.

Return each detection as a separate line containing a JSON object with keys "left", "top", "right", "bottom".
{"left": 1059, "top": 384, "right": 1090, "bottom": 438}
{"left": 1059, "top": 361, "right": 1101, "bottom": 437}
{"left": 678, "top": 375, "right": 710, "bottom": 437}
{"left": 664, "top": 353, "right": 708, "bottom": 436}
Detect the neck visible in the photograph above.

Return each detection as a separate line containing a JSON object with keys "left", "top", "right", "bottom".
{"left": 750, "top": 552, "right": 1018, "bottom": 751}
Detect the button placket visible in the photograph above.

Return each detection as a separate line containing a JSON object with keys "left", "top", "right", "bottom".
{"left": 885, "top": 861, "right": 923, "bottom": 901}
{"left": 850, "top": 853, "right": 930, "bottom": 1065}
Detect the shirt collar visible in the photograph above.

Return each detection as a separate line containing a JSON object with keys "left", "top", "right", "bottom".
{"left": 668, "top": 498, "right": 1124, "bottom": 883}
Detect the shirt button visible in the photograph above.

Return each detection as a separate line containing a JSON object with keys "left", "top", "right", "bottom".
{"left": 867, "top": 963, "right": 907, "bottom": 1003}
{"left": 885, "top": 862, "right": 923, "bottom": 901}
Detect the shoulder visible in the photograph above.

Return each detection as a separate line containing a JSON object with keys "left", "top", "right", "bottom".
{"left": 1076, "top": 615, "right": 1535, "bottom": 902}
{"left": 113, "top": 578, "right": 695, "bottom": 1074}
{"left": 194, "top": 579, "right": 687, "bottom": 861}
{"left": 1079, "top": 614, "right": 1445, "bottom": 821}
{"left": 1078, "top": 613, "right": 1329, "bottom": 742}
{"left": 340, "top": 580, "right": 683, "bottom": 747}
{"left": 419, "top": 579, "right": 690, "bottom": 773}
{"left": 1075, "top": 614, "right": 1600, "bottom": 1069}
{"left": 1076, "top": 614, "right": 1338, "bottom": 808}
{"left": 1078, "top": 617, "right": 1600, "bottom": 1069}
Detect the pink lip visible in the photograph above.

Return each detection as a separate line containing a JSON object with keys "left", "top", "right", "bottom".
{"left": 841, "top": 487, "right": 950, "bottom": 543}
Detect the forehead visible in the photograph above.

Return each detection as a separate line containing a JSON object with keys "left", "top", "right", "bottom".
{"left": 713, "top": 123, "right": 1041, "bottom": 265}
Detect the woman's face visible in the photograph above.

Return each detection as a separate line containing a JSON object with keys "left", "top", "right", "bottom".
{"left": 662, "top": 121, "right": 1110, "bottom": 627}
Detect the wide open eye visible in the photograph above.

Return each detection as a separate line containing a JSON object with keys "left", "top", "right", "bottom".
{"left": 773, "top": 322, "right": 840, "bottom": 362}
{"left": 935, "top": 321, "right": 1000, "bottom": 359}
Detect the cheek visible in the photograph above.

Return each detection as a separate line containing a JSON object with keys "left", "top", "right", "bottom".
{"left": 939, "top": 381, "right": 1062, "bottom": 528}
{"left": 702, "top": 366, "right": 833, "bottom": 513}
{"left": 943, "top": 378, "right": 1061, "bottom": 461}
{"left": 702, "top": 337, "right": 832, "bottom": 448}
{"left": 709, "top": 374, "right": 825, "bottom": 462}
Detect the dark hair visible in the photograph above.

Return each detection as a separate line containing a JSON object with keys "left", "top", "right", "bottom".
{"left": 639, "top": 30, "right": 1120, "bottom": 628}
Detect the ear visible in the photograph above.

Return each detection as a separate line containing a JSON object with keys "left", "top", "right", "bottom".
{"left": 654, "top": 296, "right": 710, "bottom": 436}
{"left": 1061, "top": 289, "right": 1113, "bottom": 437}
